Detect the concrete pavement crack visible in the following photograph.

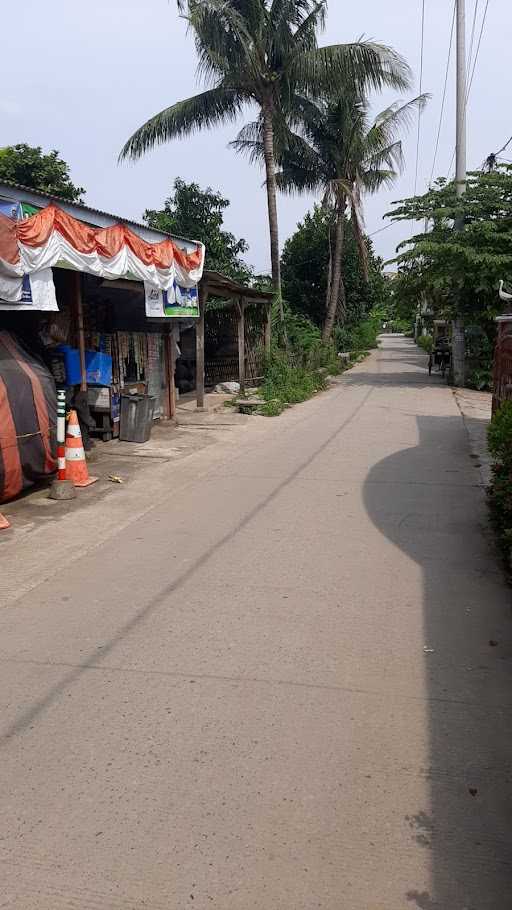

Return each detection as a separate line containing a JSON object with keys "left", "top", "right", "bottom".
{"left": 1, "top": 655, "right": 511, "bottom": 713}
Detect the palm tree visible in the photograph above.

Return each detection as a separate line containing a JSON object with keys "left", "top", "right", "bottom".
{"left": 235, "top": 90, "right": 426, "bottom": 339}
{"left": 120, "top": 0, "right": 411, "bottom": 308}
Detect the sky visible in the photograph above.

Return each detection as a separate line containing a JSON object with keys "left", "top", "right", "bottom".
{"left": 1, "top": 0, "right": 510, "bottom": 272}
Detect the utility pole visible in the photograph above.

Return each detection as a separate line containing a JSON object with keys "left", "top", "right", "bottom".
{"left": 452, "top": 0, "right": 467, "bottom": 385}
{"left": 455, "top": 0, "right": 467, "bottom": 201}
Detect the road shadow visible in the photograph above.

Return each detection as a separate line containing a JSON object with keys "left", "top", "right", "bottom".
{"left": 363, "top": 407, "right": 512, "bottom": 907}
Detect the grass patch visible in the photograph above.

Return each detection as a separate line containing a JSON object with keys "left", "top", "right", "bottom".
{"left": 335, "top": 316, "right": 381, "bottom": 353}
{"left": 259, "top": 335, "right": 344, "bottom": 416}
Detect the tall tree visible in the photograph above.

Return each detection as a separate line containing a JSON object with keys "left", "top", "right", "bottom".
{"left": 0, "top": 144, "right": 85, "bottom": 202}
{"left": 388, "top": 166, "right": 512, "bottom": 334}
{"left": 120, "top": 0, "right": 411, "bottom": 309}
{"left": 144, "top": 178, "right": 252, "bottom": 282}
{"left": 281, "top": 204, "right": 386, "bottom": 329}
{"left": 241, "top": 91, "right": 425, "bottom": 340}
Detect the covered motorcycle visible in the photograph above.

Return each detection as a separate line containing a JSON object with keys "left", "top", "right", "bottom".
{"left": 0, "top": 331, "right": 57, "bottom": 503}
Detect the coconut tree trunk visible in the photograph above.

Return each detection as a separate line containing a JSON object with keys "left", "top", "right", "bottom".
{"left": 322, "top": 197, "right": 345, "bottom": 343}
{"left": 262, "top": 100, "right": 282, "bottom": 318}
{"left": 350, "top": 200, "right": 369, "bottom": 284}
{"left": 326, "top": 216, "right": 335, "bottom": 312}
{"left": 336, "top": 276, "right": 347, "bottom": 324}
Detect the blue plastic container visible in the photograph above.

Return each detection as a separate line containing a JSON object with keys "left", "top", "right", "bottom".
{"left": 57, "top": 346, "right": 112, "bottom": 387}
{"left": 85, "top": 351, "right": 112, "bottom": 386}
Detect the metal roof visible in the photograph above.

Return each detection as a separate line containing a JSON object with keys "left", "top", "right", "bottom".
{"left": 203, "top": 270, "right": 273, "bottom": 303}
{"left": 0, "top": 182, "right": 270, "bottom": 301}
{"left": 0, "top": 179, "right": 199, "bottom": 251}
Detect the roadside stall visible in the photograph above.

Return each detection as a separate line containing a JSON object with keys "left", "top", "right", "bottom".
{"left": 0, "top": 185, "right": 204, "bottom": 461}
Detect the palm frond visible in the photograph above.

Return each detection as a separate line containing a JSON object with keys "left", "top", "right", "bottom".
{"left": 362, "top": 168, "right": 397, "bottom": 192}
{"left": 373, "top": 94, "right": 428, "bottom": 128}
{"left": 119, "top": 84, "right": 244, "bottom": 160}
{"left": 289, "top": 42, "right": 412, "bottom": 95}
{"left": 270, "top": 0, "right": 322, "bottom": 29}
{"left": 364, "top": 140, "right": 404, "bottom": 173}
{"left": 230, "top": 138, "right": 266, "bottom": 165}
{"left": 276, "top": 166, "right": 324, "bottom": 195}
{"left": 350, "top": 199, "right": 369, "bottom": 281}
{"left": 186, "top": 0, "right": 264, "bottom": 87}
{"left": 288, "top": 1, "right": 327, "bottom": 55}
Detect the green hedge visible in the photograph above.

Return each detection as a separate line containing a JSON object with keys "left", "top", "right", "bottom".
{"left": 335, "top": 315, "right": 381, "bottom": 353}
{"left": 487, "top": 401, "right": 512, "bottom": 568}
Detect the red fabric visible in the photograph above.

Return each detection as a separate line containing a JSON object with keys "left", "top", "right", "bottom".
{"left": 0, "top": 213, "right": 19, "bottom": 265}
{"left": 0, "top": 374, "right": 23, "bottom": 500}
{"left": 12, "top": 204, "right": 202, "bottom": 272}
{"left": 0, "top": 332, "right": 56, "bottom": 474}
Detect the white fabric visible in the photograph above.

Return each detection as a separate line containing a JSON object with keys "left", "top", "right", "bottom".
{"left": 0, "top": 268, "right": 58, "bottom": 310}
{"left": 145, "top": 284, "right": 166, "bottom": 317}
{"left": 0, "top": 229, "right": 205, "bottom": 310}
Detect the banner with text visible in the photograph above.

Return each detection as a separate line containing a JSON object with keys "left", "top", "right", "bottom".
{"left": 144, "top": 280, "right": 199, "bottom": 318}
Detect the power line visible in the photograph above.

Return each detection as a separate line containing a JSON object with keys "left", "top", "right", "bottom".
{"left": 466, "top": 0, "right": 491, "bottom": 99}
{"left": 446, "top": 0, "right": 492, "bottom": 178}
{"left": 429, "top": 1, "right": 456, "bottom": 185}
{"left": 369, "top": 224, "right": 394, "bottom": 237}
{"left": 413, "top": 0, "right": 426, "bottom": 196}
{"left": 496, "top": 136, "right": 512, "bottom": 156}
{"left": 467, "top": 0, "right": 480, "bottom": 73}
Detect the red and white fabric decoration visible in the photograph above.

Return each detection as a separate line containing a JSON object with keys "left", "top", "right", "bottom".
{"left": 0, "top": 204, "right": 205, "bottom": 308}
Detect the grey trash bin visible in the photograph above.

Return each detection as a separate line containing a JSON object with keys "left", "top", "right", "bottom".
{"left": 119, "top": 394, "right": 156, "bottom": 443}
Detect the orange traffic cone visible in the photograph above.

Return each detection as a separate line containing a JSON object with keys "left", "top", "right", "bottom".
{"left": 0, "top": 512, "right": 10, "bottom": 530}
{"left": 65, "top": 410, "right": 98, "bottom": 488}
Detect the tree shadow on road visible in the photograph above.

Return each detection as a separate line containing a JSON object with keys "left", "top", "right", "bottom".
{"left": 363, "top": 410, "right": 512, "bottom": 909}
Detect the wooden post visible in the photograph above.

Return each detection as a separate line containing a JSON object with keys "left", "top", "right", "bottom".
{"left": 264, "top": 302, "right": 272, "bottom": 358}
{"left": 164, "top": 332, "right": 173, "bottom": 420}
{"left": 196, "top": 280, "right": 207, "bottom": 409}
{"left": 170, "top": 325, "right": 178, "bottom": 418}
{"left": 238, "top": 297, "right": 246, "bottom": 395}
{"left": 73, "top": 271, "right": 87, "bottom": 392}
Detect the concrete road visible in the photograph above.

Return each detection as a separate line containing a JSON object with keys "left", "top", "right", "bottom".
{"left": 1, "top": 336, "right": 511, "bottom": 909}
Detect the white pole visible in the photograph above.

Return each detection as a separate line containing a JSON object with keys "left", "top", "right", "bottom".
{"left": 455, "top": 0, "right": 467, "bottom": 199}
{"left": 452, "top": 0, "right": 467, "bottom": 385}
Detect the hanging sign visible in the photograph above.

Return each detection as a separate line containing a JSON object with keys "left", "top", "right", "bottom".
{"left": 144, "top": 280, "right": 199, "bottom": 318}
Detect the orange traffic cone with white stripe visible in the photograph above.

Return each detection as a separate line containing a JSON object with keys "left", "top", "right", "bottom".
{"left": 65, "top": 410, "right": 98, "bottom": 488}
{"left": 0, "top": 513, "right": 10, "bottom": 530}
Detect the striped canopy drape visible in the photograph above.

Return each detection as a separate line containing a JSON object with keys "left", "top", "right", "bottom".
{"left": 0, "top": 331, "right": 57, "bottom": 502}
{"left": 0, "top": 203, "right": 205, "bottom": 308}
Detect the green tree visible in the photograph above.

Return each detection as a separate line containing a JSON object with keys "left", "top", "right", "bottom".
{"left": 120, "top": 0, "right": 410, "bottom": 307}
{"left": 0, "top": 144, "right": 85, "bottom": 202}
{"left": 388, "top": 166, "right": 512, "bottom": 329}
{"left": 281, "top": 204, "right": 386, "bottom": 329}
{"left": 144, "top": 178, "right": 252, "bottom": 283}
{"left": 240, "top": 90, "right": 424, "bottom": 340}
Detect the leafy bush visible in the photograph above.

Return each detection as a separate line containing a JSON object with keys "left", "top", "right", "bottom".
{"left": 282, "top": 308, "right": 322, "bottom": 352}
{"left": 488, "top": 401, "right": 512, "bottom": 465}
{"left": 259, "top": 398, "right": 286, "bottom": 417}
{"left": 417, "top": 334, "right": 433, "bottom": 354}
{"left": 466, "top": 367, "right": 492, "bottom": 391}
{"left": 262, "top": 350, "right": 329, "bottom": 411}
{"left": 335, "top": 315, "right": 380, "bottom": 352}
{"left": 258, "top": 305, "right": 371, "bottom": 416}
{"left": 487, "top": 402, "right": 512, "bottom": 568}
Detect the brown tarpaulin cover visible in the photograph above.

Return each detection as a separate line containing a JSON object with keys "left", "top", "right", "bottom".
{"left": 0, "top": 331, "right": 57, "bottom": 503}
